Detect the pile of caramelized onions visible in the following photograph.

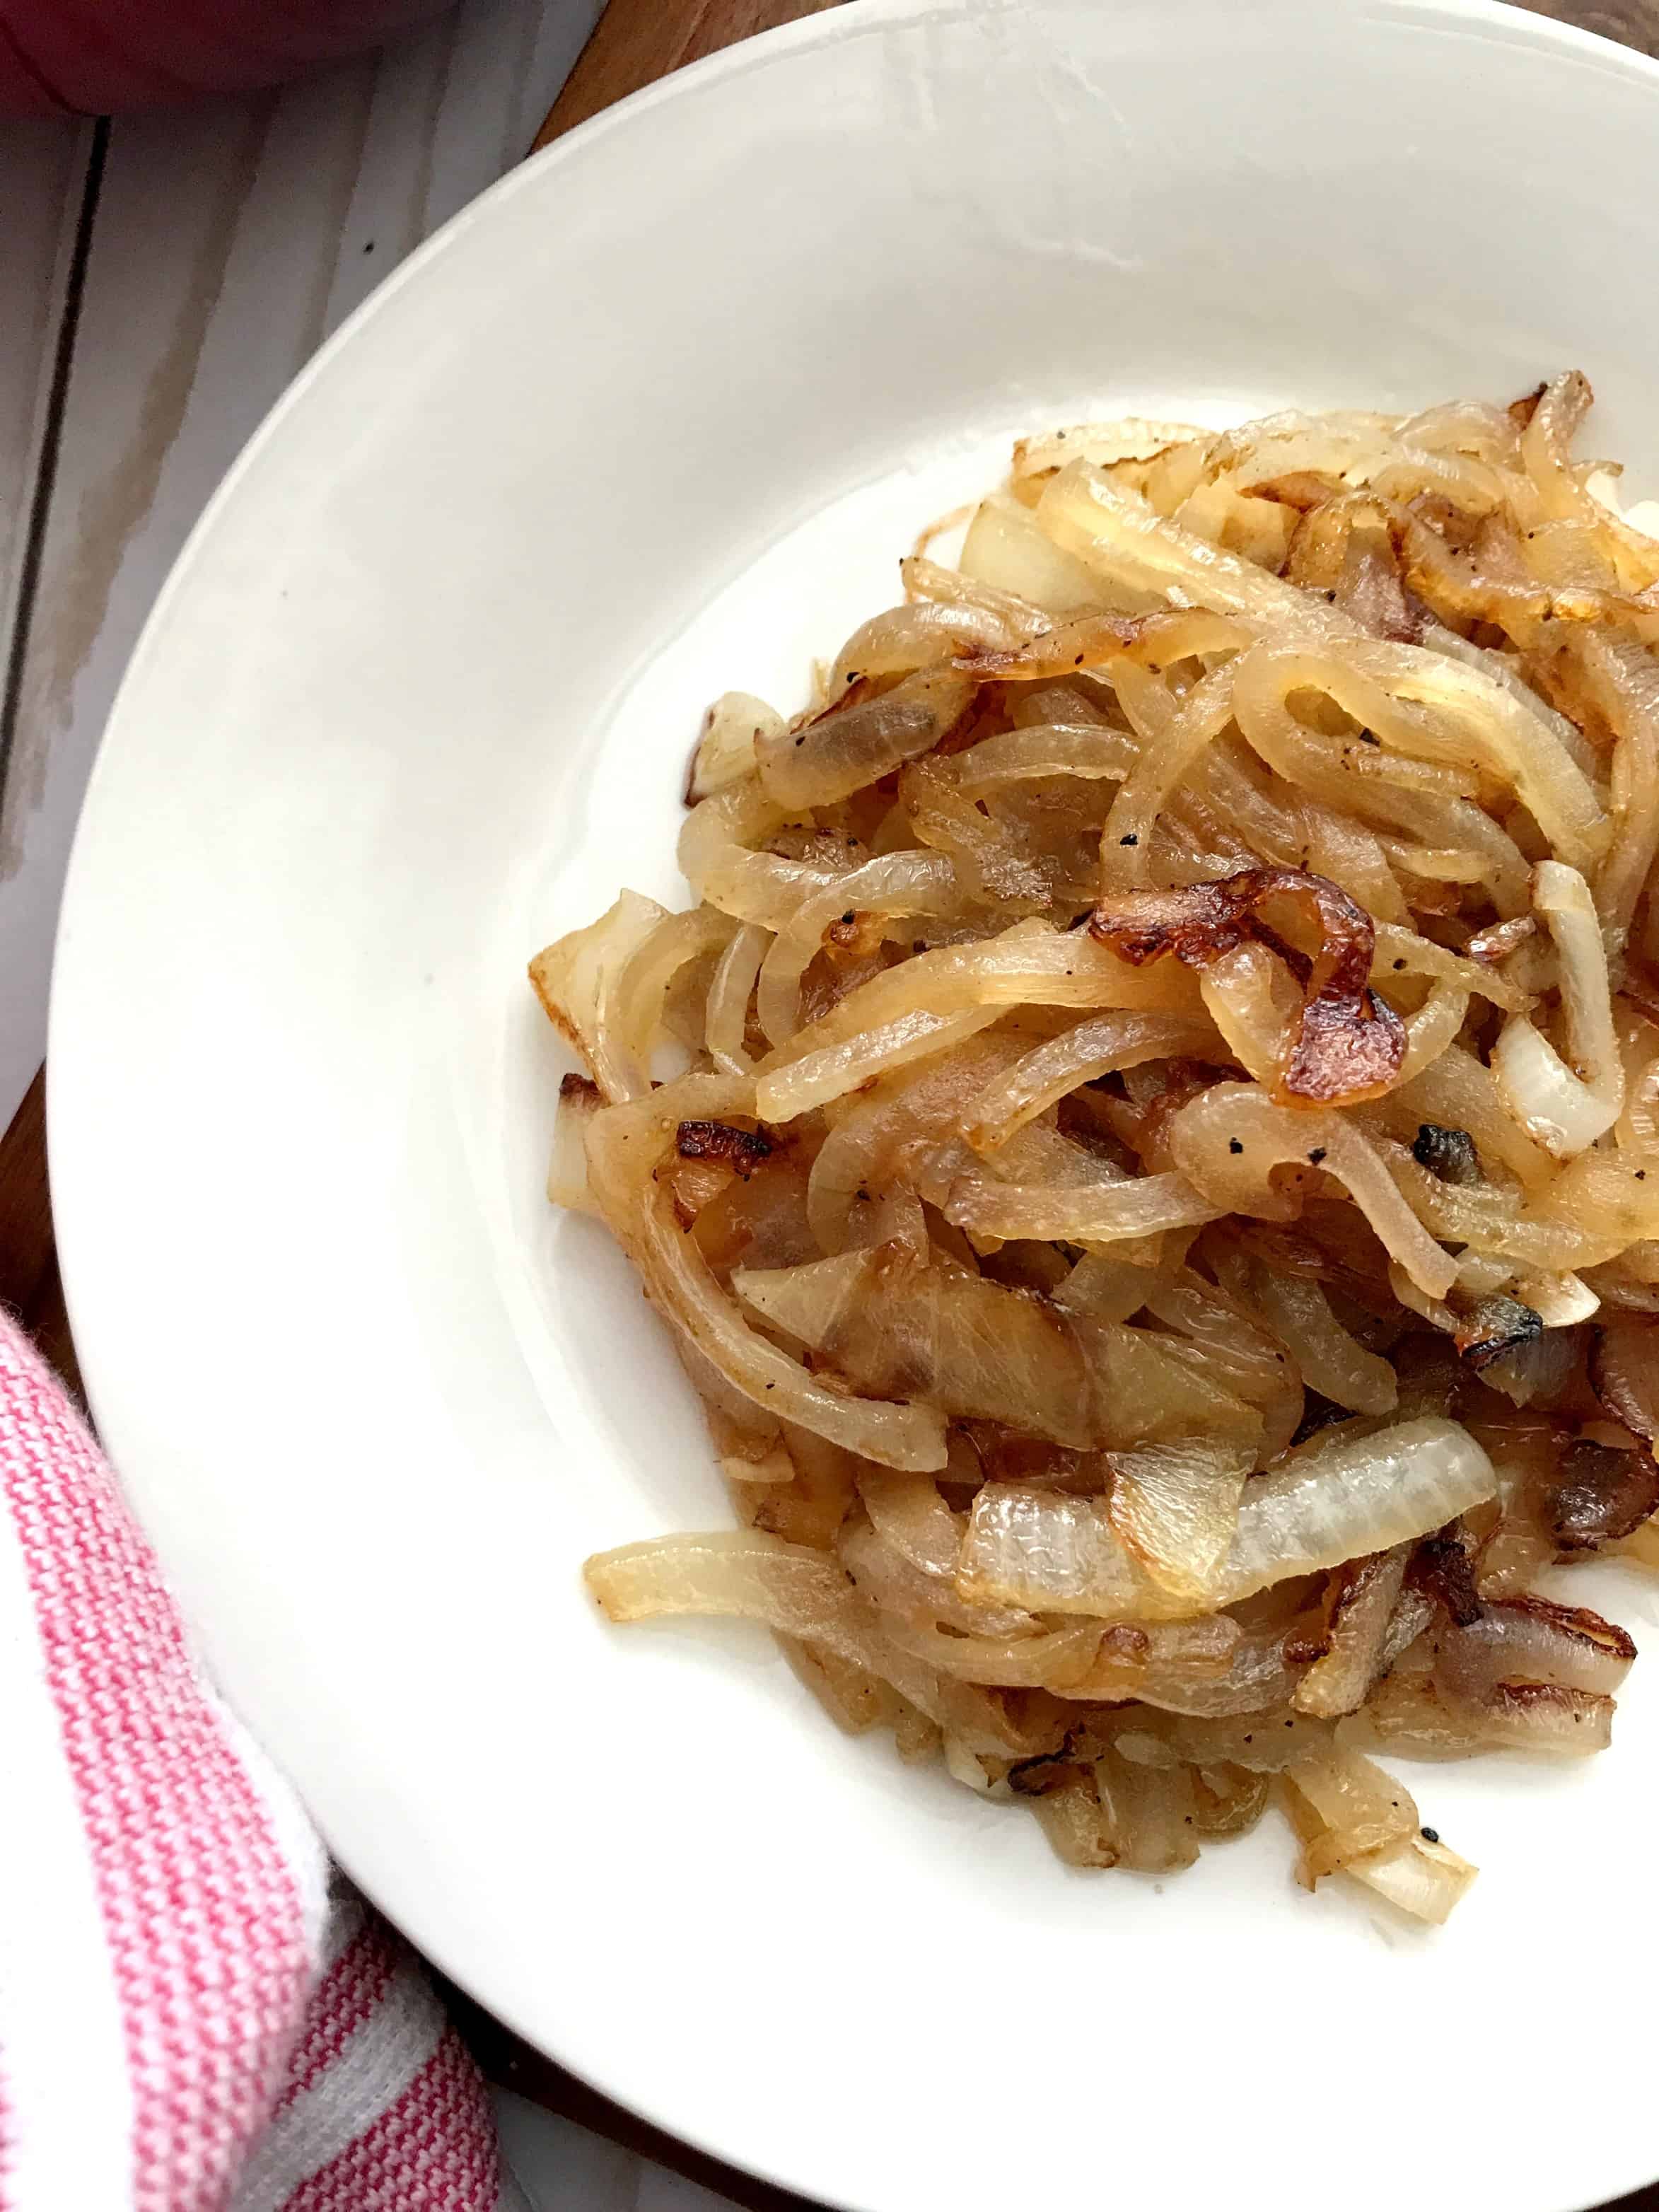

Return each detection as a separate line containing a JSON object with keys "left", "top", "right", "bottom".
{"left": 535, "top": 377, "right": 1659, "bottom": 1921}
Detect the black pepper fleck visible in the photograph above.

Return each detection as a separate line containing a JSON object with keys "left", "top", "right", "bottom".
{"left": 840, "top": 910, "right": 855, "bottom": 925}
{"left": 1229, "top": 1137, "right": 1243, "bottom": 1155}
{"left": 1308, "top": 1146, "right": 1327, "bottom": 1165}
{"left": 1420, "top": 1826, "right": 1440, "bottom": 1844}
{"left": 1119, "top": 833, "right": 1139, "bottom": 847}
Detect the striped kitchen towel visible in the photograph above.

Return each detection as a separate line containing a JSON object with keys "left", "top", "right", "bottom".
{"left": 0, "top": 1309, "right": 518, "bottom": 2212}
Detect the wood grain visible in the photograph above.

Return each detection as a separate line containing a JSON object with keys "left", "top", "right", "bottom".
{"left": 533, "top": 0, "right": 843, "bottom": 148}
{"left": 1517, "top": 0, "right": 1659, "bottom": 53}
{"left": 0, "top": 0, "right": 603, "bottom": 1142}
{"left": 0, "top": 118, "right": 90, "bottom": 740}
{"left": 0, "top": 1068, "right": 79, "bottom": 1399}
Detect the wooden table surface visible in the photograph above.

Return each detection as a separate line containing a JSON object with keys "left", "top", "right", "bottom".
{"left": 4, "top": 0, "right": 1659, "bottom": 2206}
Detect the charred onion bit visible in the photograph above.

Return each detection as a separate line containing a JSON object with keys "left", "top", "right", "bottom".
{"left": 1453, "top": 1293, "right": 1542, "bottom": 1372}
{"left": 675, "top": 1119, "right": 775, "bottom": 1179}
{"left": 1545, "top": 1438, "right": 1659, "bottom": 1553}
{"left": 1589, "top": 1317, "right": 1659, "bottom": 1445}
{"left": 1090, "top": 868, "right": 1406, "bottom": 1105}
{"left": 1411, "top": 1532, "right": 1484, "bottom": 1627}
{"left": 1411, "top": 1122, "right": 1482, "bottom": 1187}
{"left": 1006, "top": 1736, "right": 1085, "bottom": 1798}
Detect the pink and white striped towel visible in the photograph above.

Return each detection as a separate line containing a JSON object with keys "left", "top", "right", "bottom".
{"left": 0, "top": 1308, "right": 519, "bottom": 2212}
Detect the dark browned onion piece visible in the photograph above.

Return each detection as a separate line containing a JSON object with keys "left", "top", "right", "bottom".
{"left": 1453, "top": 1293, "right": 1542, "bottom": 1373}
{"left": 1544, "top": 1437, "right": 1659, "bottom": 1552}
{"left": 1409, "top": 1532, "right": 1484, "bottom": 1626}
{"left": 676, "top": 1119, "right": 774, "bottom": 1177}
{"left": 1090, "top": 868, "right": 1405, "bottom": 1105}
{"left": 1589, "top": 1315, "right": 1659, "bottom": 1445}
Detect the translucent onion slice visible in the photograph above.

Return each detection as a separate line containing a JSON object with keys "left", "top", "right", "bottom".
{"left": 758, "top": 668, "right": 974, "bottom": 809}
{"left": 1346, "top": 1669, "right": 1616, "bottom": 1758}
{"left": 1349, "top": 1833, "right": 1479, "bottom": 1925}
{"left": 1197, "top": 941, "right": 1299, "bottom": 1088}
{"left": 528, "top": 888, "right": 669, "bottom": 1102}
{"left": 585, "top": 1081, "right": 947, "bottom": 1472}
{"left": 1104, "top": 1436, "right": 1254, "bottom": 1605}
{"left": 942, "top": 1167, "right": 1222, "bottom": 1245}
{"left": 1037, "top": 460, "right": 1350, "bottom": 639}
{"left": 586, "top": 1529, "right": 874, "bottom": 1649}
{"left": 856, "top": 1469, "right": 962, "bottom": 1579}
{"left": 837, "top": 1520, "right": 1042, "bottom": 1647}
{"left": 900, "top": 551, "right": 1054, "bottom": 631}
{"left": 1575, "top": 633, "right": 1659, "bottom": 946}
{"left": 1293, "top": 1547, "right": 1412, "bottom": 1718}
{"left": 1098, "top": 665, "right": 1241, "bottom": 890}
{"left": 1013, "top": 417, "right": 1209, "bottom": 477}
{"left": 1437, "top": 1594, "right": 1635, "bottom": 1700}
{"left": 687, "top": 692, "right": 783, "bottom": 803}
{"left": 757, "top": 919, "right": 1204, "bottom": 1120}
{"left": 1170, "top": 1083, "right": 1457, "bottom": 1299}
{"left": 804, "top": 1033, "right": 1029, "bottom": 1252}
{"left": 1249, "top": 1268, "right": 1398, "bottom": 1416}
{"left": 613, "top": 903, "right": 735, "bottom": 1070}
{"left": 958, "top": 1416, "right": 1494, "bottom": 1620}
{"left": 586, "top": 1529, "right": 1032, "bottom": 1757}
{"left": 1281, "top": 1757, "right": 1474, "bottom": 1923}
{"left": 678, "top": 780, "right": 842, "bottom": 929}
{"left": 758, "top": 1006, "right": 1001, "bottom": 1123}
{"left": 1522, "top": 371, "right": 1659, "bottom": 592}
{"left": 1379, "top": 1045, "right": 1556, "bottom": 1193}
{"left": 546, "top": 1074, "right": 603, "bottom": 1216}
{"left": 827, "top": 600, "right": 1016, "bottom": 688}
{"left": 1494, "top": 861, "right": 1623, "bottom": 1158}
{"left": 737, "top": 1244, "right": 1254, "bottom": 1453}
{"left": 957, "top": 491, "right": 1110, "bottom": 616}
{"left": 704, "top": 921, "right": 769, "bottom": 1076}
{"left": 956, "top": 723, "right": 1139, "bottom": 798}
{"left": 755, "top": 850, "right": 958, "bottom": 1046}
{"left": 1282, "top": 1751, "right": 1419, "bottom": 1885}
{"left": 962, "top": 1010, "right": 1216, "bottom": 1153}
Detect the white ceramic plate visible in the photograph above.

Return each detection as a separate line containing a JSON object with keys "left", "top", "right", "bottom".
{"left": 50, "top": 5, "right": 1659, "bottom": 2207}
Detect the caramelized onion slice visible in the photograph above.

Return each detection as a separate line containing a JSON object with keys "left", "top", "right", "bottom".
{"left": 1293, "top": 1547, "right": 1411, "bottom": 1718}
{"left": 1105, "top": 1436, "right": 1253, "bottom": 1605}
{"left": 1438, "top": 1594, "right": 1636, "bottom": 1699}
{"left": 959, "top": 1418, "right": 1494, "bottom": 1621}
{"left": 942, "top": 1168, "right": 1222, "bottom": 1245}
{"left": 1092, "top": 868, "right": 1405, "bottom": 1105}
{"left": 1282, "top": 1751, "right": 1418, "bottom": 1885}
{"left": 738, "top": 1244, "right": 1255, "bottom": 1453}
{"left": 529, "top": 889, "right": 669, "bottom": 1102}
{"left": 1171, "top": 1083, "right": 1457, "bottom": 1299}
{"left": 1493, "top": 863, "right": 1623, "bottom": 1157}
{"left": 586, "top": 1081, "right": 947, "bottom": 1471}
{"left": 758, "top": 668, "right": 975, "bottom": 808}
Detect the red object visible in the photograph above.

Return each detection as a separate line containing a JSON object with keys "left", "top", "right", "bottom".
{"left": 0, "top": 1310, "right": 503, "bottom": 2206}
{"left": 0, "top": 0, "right": 455, "bottom": 113}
